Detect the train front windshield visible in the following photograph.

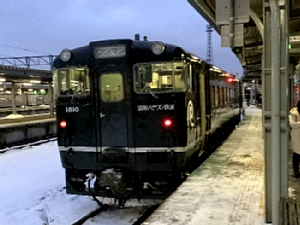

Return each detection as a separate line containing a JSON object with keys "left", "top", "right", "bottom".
{"left": 134, "top": 61, "right": 186, "bottom": 93}
{"left": 53, "top": 68, "right": 90, "bottom": 97}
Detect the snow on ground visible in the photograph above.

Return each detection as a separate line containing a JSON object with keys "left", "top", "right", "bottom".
{"left": 0, "top": 106, "right": 269, "bottom": 225}
{"left": 0, "top": 141, "right": 94, "bottom": 224}
{"left": 143, "top": 106, "right": 268, "bottom": 225}
{"left": 0, "top": 142, "right": 156, "bottom": 225}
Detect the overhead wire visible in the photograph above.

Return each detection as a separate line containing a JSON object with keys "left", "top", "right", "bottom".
{"left": 0, "top": 44, "right": 50, "bottom": 55}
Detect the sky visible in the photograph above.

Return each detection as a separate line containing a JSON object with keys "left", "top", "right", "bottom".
{"left": 0, "top": 106, "right": 269, "bottom": 225}
{"left": 0, "top": 0, "right": 243, "bottom": 77}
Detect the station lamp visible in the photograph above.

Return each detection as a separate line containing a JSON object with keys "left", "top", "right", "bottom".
{"left": 30, "top": 80, "right": 41, "bottom": 84}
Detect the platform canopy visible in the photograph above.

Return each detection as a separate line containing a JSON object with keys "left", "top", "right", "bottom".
{"left": 188, "top": 0, "right": 300, "bottom": 82}
{"left": 0, "top": 65, "right": 52, "bottom": 83}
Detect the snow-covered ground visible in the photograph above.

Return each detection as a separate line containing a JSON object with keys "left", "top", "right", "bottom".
{"left": 0, "top": 106, "right": 269, "bottom": 225}
{"left": 143, "top": 106, "right": 268, "bottom": 225}
{"left": 0, "top": 142, "right": 158, "bottom": 225}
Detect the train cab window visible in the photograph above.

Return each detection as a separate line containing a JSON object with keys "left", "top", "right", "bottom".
{"left": 53, "top": 68, "right": 90, "bottom": 96}
{"left": 100, "top": 73, "right": 124, "bottom": 102}
{"left": 134, "top": 61, "right": 186, "bottom": 93}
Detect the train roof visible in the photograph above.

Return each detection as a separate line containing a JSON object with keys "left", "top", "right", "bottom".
{"left": 52, "top": 38, "right": 239, "bottom": 80}
{"left": 52, "top": 39, "right": 189, "bottom": 68}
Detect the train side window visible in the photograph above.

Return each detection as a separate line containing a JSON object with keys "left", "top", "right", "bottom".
{"left": 225, "top": 87, "right": 227, "bottom": 104}
{"left": 222, "top": 87, "right": 225, "bottom": 105}
{"left": 215, "top": 86, "right": 219, "bottom": 107}
{"left": 233, "top": 88, "right": 238, "bottom": 102}
{"left": 221, "top": 87, "right": 224, "bottom": 105}
{"left": 53, "top": 67, "right": 90, "bottom": 96}
{"left": 100, "top": 73, "right": 124, "bottom": 102}
{"left": 219, "top": 87, "right": 222, "bottom": 106}
{"left": 185, "top": 64, "right": 192, "bottom": 92}
{"left": 211, "top": 86, "right": 215, "bottom": 109}
{"left": 227, "top": 88, "right": 230, "bottom": 104}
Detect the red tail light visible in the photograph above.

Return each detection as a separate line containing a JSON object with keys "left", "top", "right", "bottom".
{"left": 163, "top": 118, "right": 172, "bottom": 128}
{"left": 60, "top": 120, "right": 67, "bottom": 129}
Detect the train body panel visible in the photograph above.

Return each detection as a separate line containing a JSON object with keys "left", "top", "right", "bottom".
{"left": 53, "top": 39, "right": 242, "bottom": 199}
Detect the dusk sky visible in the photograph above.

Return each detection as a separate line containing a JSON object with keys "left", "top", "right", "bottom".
{"left": 0, "top": 0, "right": 243, "bottom": 77}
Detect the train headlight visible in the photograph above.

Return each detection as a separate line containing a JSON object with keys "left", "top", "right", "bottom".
{"left": 60, "top": 49, "right": 72, "bottom": 62}
{"left": 59, "top": 120, "right": 67, "bottom": 129}
{"left": 151, "top": 42, "right": 165, "bottom": 55}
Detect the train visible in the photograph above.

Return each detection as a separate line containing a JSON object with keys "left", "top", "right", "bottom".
{"left": 52, "top": 38, "right": 243, "bottom": 201}
{"left": 0, "top": 83, "right": 49, "bottom": 107}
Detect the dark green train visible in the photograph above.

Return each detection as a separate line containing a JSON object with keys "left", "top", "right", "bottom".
{"left": 52, "top": 38, "right": 242, "bottom": 200}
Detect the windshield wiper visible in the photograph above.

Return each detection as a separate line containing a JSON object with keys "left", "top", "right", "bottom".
{"left": 145, "top": 86, "right": 158, "bottom": 99}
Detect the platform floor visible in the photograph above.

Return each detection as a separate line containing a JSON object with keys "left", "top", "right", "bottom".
{"left": 144, "top": 106, "right": 267, "bottom": 225}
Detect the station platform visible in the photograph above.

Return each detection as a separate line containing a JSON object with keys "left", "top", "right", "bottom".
{"left": 0, "top": 113, "right": 56, "bottom": 150}
{"left": 0, "top": 105, "right": 50, "bottom": 117}
{"left": 144, "top": 105, "right": 266, "bottom": 224}
{"left": 0, "top": 113, "right": 55, "bottom": 127}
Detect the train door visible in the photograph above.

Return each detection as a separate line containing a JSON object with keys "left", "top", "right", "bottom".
{"left": 94, "top": 69, "right": 129, "bottom": 153}
{"left": 186, "top": 63, "right": 197, "bottom": 147}
{"left": 193, "top": 64, "right": 206, "bottom": 153}
{"left": 199, "top": 72, "right": 207, "bottom": 153}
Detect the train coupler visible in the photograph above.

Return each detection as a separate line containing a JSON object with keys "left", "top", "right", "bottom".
{"left": 96, "top": 168, "right": 127, "bottom": 197}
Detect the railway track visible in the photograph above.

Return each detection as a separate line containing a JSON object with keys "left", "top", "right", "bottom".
{"left": 72, "top": 204, "right": 110, "bottom": 225}
{"left": 132, "top": 204, "right": 160, "bottom": 225}
{"left": 70, "top": 203, "right": 160, "bottom": 225}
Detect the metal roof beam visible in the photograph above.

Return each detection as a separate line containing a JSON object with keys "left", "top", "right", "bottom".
{"left": 0, "top": 55, "right": 57, "bottom": 68}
